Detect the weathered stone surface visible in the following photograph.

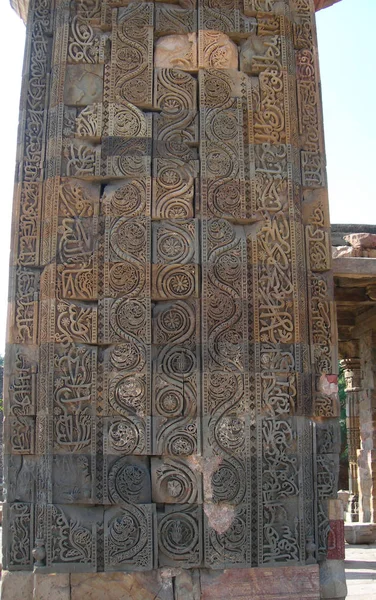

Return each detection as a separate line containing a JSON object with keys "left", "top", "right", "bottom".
{"left": 71, "top": 572, "right": 173, "bottom": 600}
{"left": 319, "top": 560, "right": 347, "bottom": 600}
{"left": 328, "top": 499, "right": 344, "bottom": 521}
{"left": 332, "top": 245, "right": 359, "bottom": 258}
{"left": 200, "top": 566, "right": 320, "bottom": 599}
{"left": 33, "top": 573, "right": 70, "bottom": 600}
{"left": 175, "top": 569, "right": 200, "bottom": 600}
{"left": 1, "top": 571, "right": 34, "bottom": 600}
{"left": 345, "top": 523, "right": 376, "bottom": 544}
{"left": 64, "top": 65, "right": 104, "bottom": 107}
{"left": 154, "top": 34, "right": 198, "bottom": 70}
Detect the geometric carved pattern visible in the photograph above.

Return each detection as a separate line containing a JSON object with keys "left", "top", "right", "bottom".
{"left": 4, "top": 0, "right": 340, "bottom": 582}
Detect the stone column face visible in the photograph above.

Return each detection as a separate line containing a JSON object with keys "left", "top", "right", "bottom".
{"left": 3, "top": 0, "right": 340, "bottom": 590}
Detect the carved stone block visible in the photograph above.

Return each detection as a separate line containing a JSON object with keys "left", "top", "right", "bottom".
{"left": 314, "top": 374, "right": 340, "bottom": 418}
{"left": 240, "top": 34, "right": 282, "bottom": 75}
{"left": 54, "top": 300, "right": 97, "bottom": 345}
{"left": 104, "top": 456, "right": 151, "bottom": 505}
{"left": 152, "top": 457, "right": 202, "bottom": 504}
{"left": 106, "top": 370, "right": 150, "bottom": 418}
{"left": 104, "top": 415, "right": 151, "bottom": 456}
{"left": 204, "top": 503, "right": 250, "bottom": 568}
{"left": 111, "top": 3, "right": 154, "bottom": 109}
{"left": 62, "top": 140, "right": 101, "bottom": 179}
{"left": 153, "top": 299, "right": 200, "bottom": 346}
{"left": 316, "top": 421, "right": 341, "bottom": 455}
{"left": 155, "top": 34, "right": 198, "bottom": 71}
{"left": 152, "top": 158, "right": 197, "bottom": 219}
{"left": 8, "top": 267, "right": 39, "bottom": 346}
{"left": 302, "top": 150, "right": 326, "bottom": 188}
{"left": 153, "top": 113, "right": 199, "bottom": 162}
{"left": 104, "top": 504, "right": 156, "bottom": 571}
{"left": 101, "top": 179, "right": 151, "bottom": 217}
{"left": 71, "top": 104, "right": 103, "bottom": 140}
{"left": 199, "top": 68, "right": 248, "bottom": 107}
{"left": 101, "top": 138, "right": 151, "bottom": 179}
{"left": 45, "top": 504, "right": 100, "bottom": 572}
{"left": 198, "top": 31, "right": 238, "bottom": 70}
{"left": 107, "top": 102, "right": 152, "bottom": 139}
{"left": 158, "top": 504, "right": 202, "bottom": 567}
{"left": 5, "top": 344, "right": 38, "bottom": 416}
{"left": 153, "top": 415, "right": 199, "bottom": 457}
{"left": 52, "top": 455, "right": 94, "bottom": 504}
{"left": 53, "top": 414, "right": 95, "bottom": 455}
{"left": 6, "top": 455, "right": 37, "bottom": 502}
{"left": 317, "top": 453, "right": 339, "bottom": 499}
{"left": 103, "top": 215, "right": 150, "bottom": 299}
{"left": 5, "top": 416, "right": 35, "bottom": 455}
{"left": 67, "top": 17, "right": 106, "bottom": 65}
{"left": 12, "top": 183, "right": 42, "bottom": 267}
{"left": 64, "top": 64, "right": 104, "bottom": 106}
{"left": 98, "top": 297, "right": 151, "bottom": 345}
{"left": 3, "top": 502, "right": 34, "bottom": 570}
{"left": 152, "top": 264, "right": 199, "bottom": 300}
{"left": 153, "top": 220, "right": 198, "bottom": 265}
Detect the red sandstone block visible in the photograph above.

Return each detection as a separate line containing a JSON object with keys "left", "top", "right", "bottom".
{"left": 327, "top": 520, "right": 345, "bottom": 560}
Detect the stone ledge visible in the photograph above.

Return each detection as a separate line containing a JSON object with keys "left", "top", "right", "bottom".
{"left": 0, "top": 566, "right": 322, "bottom": 600}
{"left": 345, "top": 523, "right": 376, "bottom": 545}
{"left": 333, "top": 257, "right": 376, "bottom": 278}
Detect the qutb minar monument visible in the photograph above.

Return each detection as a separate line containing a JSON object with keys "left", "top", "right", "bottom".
{"left": 2, "top": 0, "right": 346, "bottom": 598}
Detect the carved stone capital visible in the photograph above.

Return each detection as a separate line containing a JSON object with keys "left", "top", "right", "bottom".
{"left": 340, "top": 357, "right": 362, "bottom": 391}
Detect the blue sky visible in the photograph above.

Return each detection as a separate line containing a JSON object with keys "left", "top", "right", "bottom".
{"left": 0, "top": 0, "right": 374, "bottom": 351}
{"left": 316, "top": 0, "right": 376, "bottom": 226}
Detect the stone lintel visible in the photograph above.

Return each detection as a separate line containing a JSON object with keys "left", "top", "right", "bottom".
{"left": 333, "top": 257, "right": 376, "bottom": 279}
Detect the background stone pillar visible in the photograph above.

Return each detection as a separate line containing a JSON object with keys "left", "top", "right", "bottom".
{"left": 340, "top": 356, "right": 361, "bottom": 522}
{"left": 358, "top": 330, "right": 376, "bottom": 523}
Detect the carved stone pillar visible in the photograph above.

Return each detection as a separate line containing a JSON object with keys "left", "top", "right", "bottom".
{"left": 357, "top": 330, "right": 376, "bottom": 524}
{"left": 2, "top": 0, "right": 344, "bottom": 598}
{"left": 340, "top": 357, "right": 361, "bottom": 522}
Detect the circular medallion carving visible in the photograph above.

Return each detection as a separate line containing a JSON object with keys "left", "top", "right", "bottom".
{"left": 108, "top": 458, "right": 147, "bottom": 504}
{"left": 108, "top": 419, "right": 140, "bottom": 454}
{"left": 109, "top": 373, "right": 145, "bottom": 416}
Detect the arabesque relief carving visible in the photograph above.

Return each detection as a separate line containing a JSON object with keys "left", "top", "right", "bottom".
{"left": 3, "top": 0, "right": 340, "bottom": 588}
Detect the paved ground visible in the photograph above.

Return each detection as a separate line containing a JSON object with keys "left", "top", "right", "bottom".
{"left": 346, "top": 543, "right": 376, "bottom": 599}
